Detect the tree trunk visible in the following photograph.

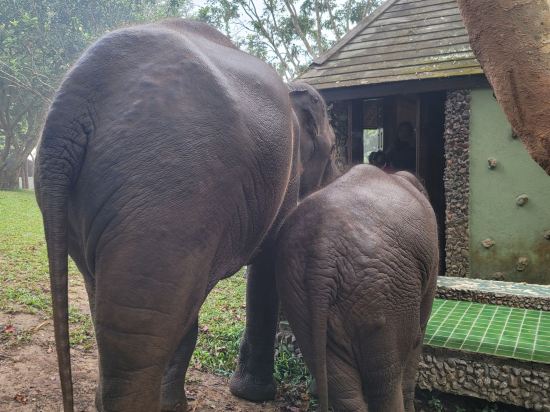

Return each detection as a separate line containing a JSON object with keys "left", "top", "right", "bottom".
{"left": 283, "top": 0, "right": 315, "bottom": 58}
{"left": 0, "top": 166, "right": 20, "bottom": 189}
{"left": 22, "top": 163, "right": 29, "bottom": 189}
{"left": 457, "top": 0, "right": 550, "bottom": 173}
{"left": 314, "top": 0, "right": 323, "bottom": 52}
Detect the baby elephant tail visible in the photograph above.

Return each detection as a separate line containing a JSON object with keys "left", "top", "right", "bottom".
{"left": 311, "top": 297, "right": 330, "bottom": 412}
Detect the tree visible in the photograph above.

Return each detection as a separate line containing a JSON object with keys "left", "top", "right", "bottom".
{"left": 0, "top": 0, "right": 190, "bottom": 189}
{"left": 457, "top": 0, "right": 550, "bottom": 174}
{"left": 196, "top": 0, "right": 380, "bottom": 80}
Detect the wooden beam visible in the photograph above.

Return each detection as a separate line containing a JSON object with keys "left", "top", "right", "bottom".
{"left": 318, "top": 75, "right": 489, "bottom": 101}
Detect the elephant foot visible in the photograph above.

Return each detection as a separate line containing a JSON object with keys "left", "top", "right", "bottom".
{"left": 161, "top": 387, "right": 188, "bottom": 412}
{"left": 161, "top": 399, "right": 188, "bottom": 412}
{"left": 229, "top": 370, "right": 276, "bottom": 402}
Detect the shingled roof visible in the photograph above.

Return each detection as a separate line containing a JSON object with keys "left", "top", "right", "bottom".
{"left": 300, "top": 0, "right": 483, "bottom": 90}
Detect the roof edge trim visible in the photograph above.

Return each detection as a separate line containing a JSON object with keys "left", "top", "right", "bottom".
{"left": 311, "top": 0, "right": 400, "bottom": 66}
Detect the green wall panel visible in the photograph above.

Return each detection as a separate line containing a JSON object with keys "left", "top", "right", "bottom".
{"left": 469, "top": 89, "right": 550, "bottom": 284}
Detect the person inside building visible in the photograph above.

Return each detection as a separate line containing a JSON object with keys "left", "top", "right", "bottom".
{"left": 387, "top": 121, "right": 416, "bottom": 172}
{"left": 368, "top": 150, "right": 386, "bottom": 168}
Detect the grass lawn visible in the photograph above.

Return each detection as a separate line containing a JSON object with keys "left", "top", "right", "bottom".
{"left": 0, "top": 190, "right": 311, "bottom": 391}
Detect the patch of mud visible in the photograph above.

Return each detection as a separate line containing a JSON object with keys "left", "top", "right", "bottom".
{"left": 0, "top": 313, "right": 289, "bottom": 412}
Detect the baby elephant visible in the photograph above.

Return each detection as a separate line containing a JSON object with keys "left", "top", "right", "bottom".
{"left": 275, "top": 165, "right": 439, "bottom": 412}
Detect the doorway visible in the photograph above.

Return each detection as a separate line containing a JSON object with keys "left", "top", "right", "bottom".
{"left": 347, "top": 92, "right": 447, "bottom": 274}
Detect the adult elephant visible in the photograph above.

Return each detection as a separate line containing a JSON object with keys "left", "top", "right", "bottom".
{"left": 35, "top": 19, "right": 336, "bottom": 412}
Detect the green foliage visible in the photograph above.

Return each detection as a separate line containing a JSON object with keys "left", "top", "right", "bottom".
{"left": 193, "top": 272, "right": 248, "bottom": 375}
{"left": 195, "top": 0, "right": 381, "bottom": 79}
{"left": 0, "top": 190, "right": 92, "bottom": 347}
{"left": 428, "top": 395, "right": 445, "bottom": 412}
{"left": 0, "top": 190, "right": 53, "bottom": 314}
{"left": 0, "top": 0, "right": 191, "bottom": 189}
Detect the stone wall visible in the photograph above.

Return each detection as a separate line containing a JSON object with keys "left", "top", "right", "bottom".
{"left": 418, "top": 346, "right": 550, "bottom": 411}
{"left": 444, "top": 90, "right": 471, "bottom": 277}
{"left": 437, "top": 287, "right": 550, "bottom": 311}
{"left": 436, "top": 276, "right": 550, "bottom": 311}
{"left": 327, "top": 101, "right": 350, "bottom": 172}
{"left": 277, "top": 327, "right": 550, "bottom": 410}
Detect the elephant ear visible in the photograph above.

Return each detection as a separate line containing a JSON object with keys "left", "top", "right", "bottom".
{"left": 288, "top": 82, "right": 321, "bottom": 139}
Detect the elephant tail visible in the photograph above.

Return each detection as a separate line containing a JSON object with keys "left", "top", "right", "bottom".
{"left": 40, "top": 192, "right": 73, "bottom": 412}
{"left": 34, "top": 92, "right": 91, "bottom": 412}
{"left": 311, "top": 296, "right": 329, "bottom": 412}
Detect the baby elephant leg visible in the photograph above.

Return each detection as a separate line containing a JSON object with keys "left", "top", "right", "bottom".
{"left": 402, "top": 335, "right": 423, "bottom": 412}
{"left": 358, "top": 328, "right": 407, "bottom": 412}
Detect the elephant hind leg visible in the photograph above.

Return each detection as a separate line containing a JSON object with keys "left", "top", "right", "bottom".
{"left": 402, "top": 334, "right": 423, "bottom": 412}
{"left": 358, "top": 329, "right": 407, "bottom": 412}
{"left": 161, "top": 319, "right": 199, "bottom": 412}
{"left": 362, "top": 366, "right": 405, "bottom": 412}
{"left": 93, "top": 234, "right": 209, "bottom": 412}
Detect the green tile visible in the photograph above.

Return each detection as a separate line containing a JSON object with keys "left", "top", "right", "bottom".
{"left": 469, "top": 327, "right": 488, "bottom": 337}
{"left": 525, "top": 311, "right": 541, "bottom": 320}
{"left": 460, "top": 343, "right": 480, "bottom": 352}
{"left": 449, "top": 333, "right": 468, "bottom": 342}
{"left": 445, "top": 339, "right": 464, "bottom": 350}
{"left": 513, "top": 348, "right": 532, "bottom": 358}
{"left": 495, "top": 347, "right": 515, "bottom": 358}
{"left": 481, "top": 335, "right": 499, "bottom": 344}
{"left": 499, "top": 338, "right": 518, "bottom": 348}
{"left": 428, "top": 338, "right": 447, "bottom": 347}
{"left": 520, "top": 325, "right": 537, "bottom": 335}
{"left": 425, "top": 326, "right": 439, "bottom": 334}
{"left": 521, "top": 335, "right": 536, "bottom": 343}
{"left": 532, "top": 353, "right": 549, "bottom": 363}
{"left": 425, "top": 299, "right": 549, "bottom": 364}
{"left": 437, "top": 327, "right": 453, "bottom": 338}
{"left": 478, "top": 342, "right": 497, "bottom": 353}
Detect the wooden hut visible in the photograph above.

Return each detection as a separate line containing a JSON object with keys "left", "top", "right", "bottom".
{"left": 300, "top": 0, "right": 550, "bottom": 284}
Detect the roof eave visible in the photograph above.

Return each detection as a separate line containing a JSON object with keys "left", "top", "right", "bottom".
{"left": 310, "top": 0, "right": 400, "bottom": 67}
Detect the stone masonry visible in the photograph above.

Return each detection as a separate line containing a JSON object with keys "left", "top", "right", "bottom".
{"left": 443, "top": 90, "right": 471, "bottom": 277}
{"left": 418, "top": 346, "right": 550, "bottom": 411}
{"left": 328, "top": 100, "right": 350, "bottom": 172}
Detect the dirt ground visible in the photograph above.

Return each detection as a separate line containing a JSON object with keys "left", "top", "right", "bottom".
{"left": 0, "top": 276, "right": 294, "bottom": 412}
{"left": 0, "top": 311, "right": 290, "bottom": 412}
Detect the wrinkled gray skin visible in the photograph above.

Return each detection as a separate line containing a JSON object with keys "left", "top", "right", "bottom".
{"left": 275, "top": 165, "right": 439, "bottom": 412}
{"left": 34, "top": 19, "right": 337, "bottom": 412}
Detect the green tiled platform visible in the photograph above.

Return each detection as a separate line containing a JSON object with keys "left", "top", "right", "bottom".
{"left": 425, "top": 299, "right": 550, "bottom": 364}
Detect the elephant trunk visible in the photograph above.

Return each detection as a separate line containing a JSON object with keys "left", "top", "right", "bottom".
{"left": 310, "top": 294, "right": 330, "bottom": 412}
{"left": 320, "top": 155, "right": 342, "bottom": 189}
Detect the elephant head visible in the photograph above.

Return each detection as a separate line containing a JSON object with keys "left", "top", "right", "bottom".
{"left": 288, "top": 81, "right": 339, "bottom": 199}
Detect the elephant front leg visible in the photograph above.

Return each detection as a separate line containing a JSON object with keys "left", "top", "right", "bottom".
{"left": 229, "top": 251, "right": 279, "bottom": 401}
{"left": 161, "top": 319, "right": 198, "bottom": 412}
